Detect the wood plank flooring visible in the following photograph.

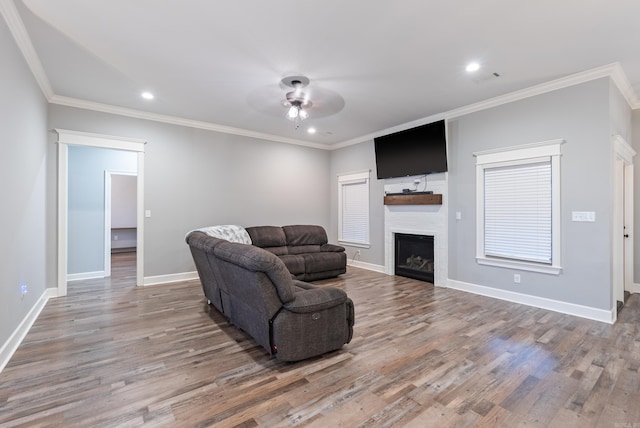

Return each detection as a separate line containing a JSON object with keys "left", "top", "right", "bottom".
{"left": 1, "top": 253, "right": 640, "bottom": 427}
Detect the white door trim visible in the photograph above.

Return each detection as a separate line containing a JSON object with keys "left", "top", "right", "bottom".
{"left": 612, "top": 134, "right": 636, "bottom": 319}
{"left": 56, "top": 129, "right": 146, "bottom": 296}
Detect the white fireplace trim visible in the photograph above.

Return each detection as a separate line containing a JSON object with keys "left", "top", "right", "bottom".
{"left": 385, "top": 227, "right": 445, "bottom": 287}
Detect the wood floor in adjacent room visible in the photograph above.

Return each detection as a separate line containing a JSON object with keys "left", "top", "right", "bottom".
{"left": 1, "top": 254, "right": 640, "bottom": 427}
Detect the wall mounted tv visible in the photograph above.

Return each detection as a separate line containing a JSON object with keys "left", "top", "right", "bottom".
{"left": 374, "top": 119, "right": 447, "bottom": 179}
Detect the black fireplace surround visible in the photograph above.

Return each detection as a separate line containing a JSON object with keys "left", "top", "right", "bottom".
{"left": 395, "top": 233, "right": 434, "bottom": 283}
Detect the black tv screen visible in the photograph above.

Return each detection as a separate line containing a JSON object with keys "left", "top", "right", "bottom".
{"left": 374, "top": 120, "right": 447, "bottom": 179}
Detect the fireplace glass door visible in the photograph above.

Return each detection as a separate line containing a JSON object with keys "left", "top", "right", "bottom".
{"left": 395, "top": 233, "right": 434, "bottom": 283}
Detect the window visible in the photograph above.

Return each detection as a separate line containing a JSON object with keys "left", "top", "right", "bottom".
{"left": 338, "top": 170, "right": 370, "bottom": 247}
{"left": 475, "top": 140, "right": 563, "bottom": 274}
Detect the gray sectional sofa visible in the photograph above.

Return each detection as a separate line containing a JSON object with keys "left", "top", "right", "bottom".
{"left": 245, "top": 225, "right": 347, "bottom": 281}
{"left": 186, "top": 227, "right": 354, "bottom": 361}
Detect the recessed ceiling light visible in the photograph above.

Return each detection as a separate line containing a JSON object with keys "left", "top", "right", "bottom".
{"left": 465, "top": 62, "right": 480, "bottom": 73}
{"left": 141, "top": 92, "right": 154, "bottom": 100}
{"left": 307, "top": 127, "right": 316, "bottom": 134}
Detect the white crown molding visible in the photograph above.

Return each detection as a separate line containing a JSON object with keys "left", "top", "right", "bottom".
{"left": 0, "top": 0, "right": 53, "bottom": 100}
{"left": 610, "top": 63, "right": 640, "bottom": 109}
{"left": 445, "top": 62, "right": 633, "bottom": 120}
{"left": 331, "top": 63, "right": 639, "bottom": 150}
{"left": 45, "top": 64, "right": 640, "bottom": 152}
{"left": 49, "top": 95, "right": 331, "bottom": 150}
{"left": 4, "top": 0, "right": 637, "bottom": 150}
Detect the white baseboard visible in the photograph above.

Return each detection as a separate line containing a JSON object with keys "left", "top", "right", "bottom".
{"left": 447, "top": 279, "right": 615, "bottom": 324}
{"left": 347, "top": 260, "right": 386, "bottom": 273}
{"left": 112, "top": 240, "right": 136, "bottom": 249}
{"left": 629, "top": 283, "right": 640, "bottom": 294}
{"left": 0, "top": 287, "right": 57, "bottom": 374}
{"left": 144, "top": 271, "right": 199, "bottom": 286}
{"left": 67, "top": 270, "right": 105, "bottom": 281}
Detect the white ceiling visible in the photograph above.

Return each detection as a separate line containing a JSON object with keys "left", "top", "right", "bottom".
{"left": 8, "top": 0, "right": 640, "bottom": 147}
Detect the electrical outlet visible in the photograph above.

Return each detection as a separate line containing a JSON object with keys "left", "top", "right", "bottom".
{"left": 356, "top": 250, "right": 361, "bottom": 257}
{"left": 20, "top": 284, "right": 28, "bottom": 299}
{"left": 513, "top": 274, "right": 521, "bottom": 284}
{"left": 114, "top": 235, "right": 119, "bottom": 241}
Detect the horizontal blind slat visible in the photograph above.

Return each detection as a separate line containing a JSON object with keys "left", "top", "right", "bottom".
{"left": 484, "top": 161, "right": 552, "bottom": 263}
{"left": 340, "top": 179, "right": 369, "bottom": 243}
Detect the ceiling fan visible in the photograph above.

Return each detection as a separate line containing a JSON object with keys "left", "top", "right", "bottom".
{"left": 246, "top": 74, "right": 345, "bottom": 129}
{"left": 281, "top": 76, "right": 312, "bottom": 124}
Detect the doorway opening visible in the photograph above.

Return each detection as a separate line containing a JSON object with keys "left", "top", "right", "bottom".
{"left": 56, "top": 129, "right": 146, "bottom": 297}
{"left": 105, "top": 171, "right": 138, "bottom": 278}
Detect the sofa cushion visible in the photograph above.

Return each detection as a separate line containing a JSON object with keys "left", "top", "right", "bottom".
{"left": 279, "top": 254, "right": 305, "bottom": 276}
{"left": 283, "top": 225, "right": 328, "bottom": 246}
{"left": 261, "top": 246, "right": 289, "bottom": 256}
{"left": 288, "top": 244, "right": 321, "bottom": 255}
{"left": 214, "top": 241, "right": 295, "bottom": 303}
{"left": 302, "top": 252, "right": 347, "bottom": 274}
{"left": 246, "top": 226, "right": 287, "bottom": 248}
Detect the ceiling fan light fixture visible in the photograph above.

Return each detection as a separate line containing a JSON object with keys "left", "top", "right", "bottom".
{"left": 287, "top": 105, "right": 299, "bottom": 119}
{"left": 282, "top": 75, "right": 312, "bottom": 124}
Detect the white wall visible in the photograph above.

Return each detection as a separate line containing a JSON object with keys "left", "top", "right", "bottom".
{"left": 111, "top": 174, "right": 137, "bottom": 228}
{"left": 0, "top": 15, "right": 49, "bottom": 353}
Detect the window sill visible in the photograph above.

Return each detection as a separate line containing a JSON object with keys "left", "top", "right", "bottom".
{"left": 476, "top": 256, "right": 562, "bottom": 275}
{"left": 339, "top": 241, "right": 370, "bottom": 249}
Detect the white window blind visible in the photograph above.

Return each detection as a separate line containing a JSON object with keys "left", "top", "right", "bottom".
{"left": 338, "top": 171, "right": 370, "bottom": 247}
{"left": 484, "top": 160, "right": 552, "bottom": 263}
{"left": 475, "top": 139, "right": 563, "bottom": 275}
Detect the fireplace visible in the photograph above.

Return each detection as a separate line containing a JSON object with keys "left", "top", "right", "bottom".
{"left": 395, "top": 233, "right": 434, "bottom": 283}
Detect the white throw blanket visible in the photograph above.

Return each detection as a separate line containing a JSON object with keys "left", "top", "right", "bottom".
{"left": 187, "top": 225, "right": 252, "bottom": 244}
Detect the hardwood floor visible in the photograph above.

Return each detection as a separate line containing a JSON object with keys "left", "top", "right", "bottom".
{"left": 1, "top": 254, "right": 639, "bottom": 427}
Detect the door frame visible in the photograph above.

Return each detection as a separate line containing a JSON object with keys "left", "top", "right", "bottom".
{"left": 612, "top": 134, "right": 635, "bottom": 319}
{"left": 104, "top": 171, "right": 138, "bottom": 277}
{"left": 56, "top": 129, "right": 146, "bottom": 297}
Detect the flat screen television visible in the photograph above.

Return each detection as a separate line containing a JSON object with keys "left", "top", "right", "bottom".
{"left": 374, "top": 120, "right": 447, "bottom": 179}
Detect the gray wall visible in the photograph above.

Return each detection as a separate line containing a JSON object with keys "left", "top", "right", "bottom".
{"left": 68, "top": 146, "right": 137, "bottom": 274}
{"left": 48, "top": 105, "right": 331, "bottom": 277}
{"left": 0, "top": 17, "right": 49, "bottom": 347}
{"left": 448, "top": 78, "right": 613, "bottom": 310}
{"left": 329, "top": 141, "right": 385, "bottom": 266}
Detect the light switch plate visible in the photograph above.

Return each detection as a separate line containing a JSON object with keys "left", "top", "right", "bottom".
{"left": 572, "top": 211, "right": 595, "bottom": 222}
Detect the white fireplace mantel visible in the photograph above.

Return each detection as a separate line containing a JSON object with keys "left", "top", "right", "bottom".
{"left": 383, "top": 174, "right": 447, "bottom": 286}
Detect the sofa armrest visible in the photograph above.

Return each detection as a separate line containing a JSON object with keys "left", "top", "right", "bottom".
{"left": 320, "top": 243, "right": 345, "bottom": 253}
{"left": 284, "top": 287, "right": 347, "bottom": 313}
